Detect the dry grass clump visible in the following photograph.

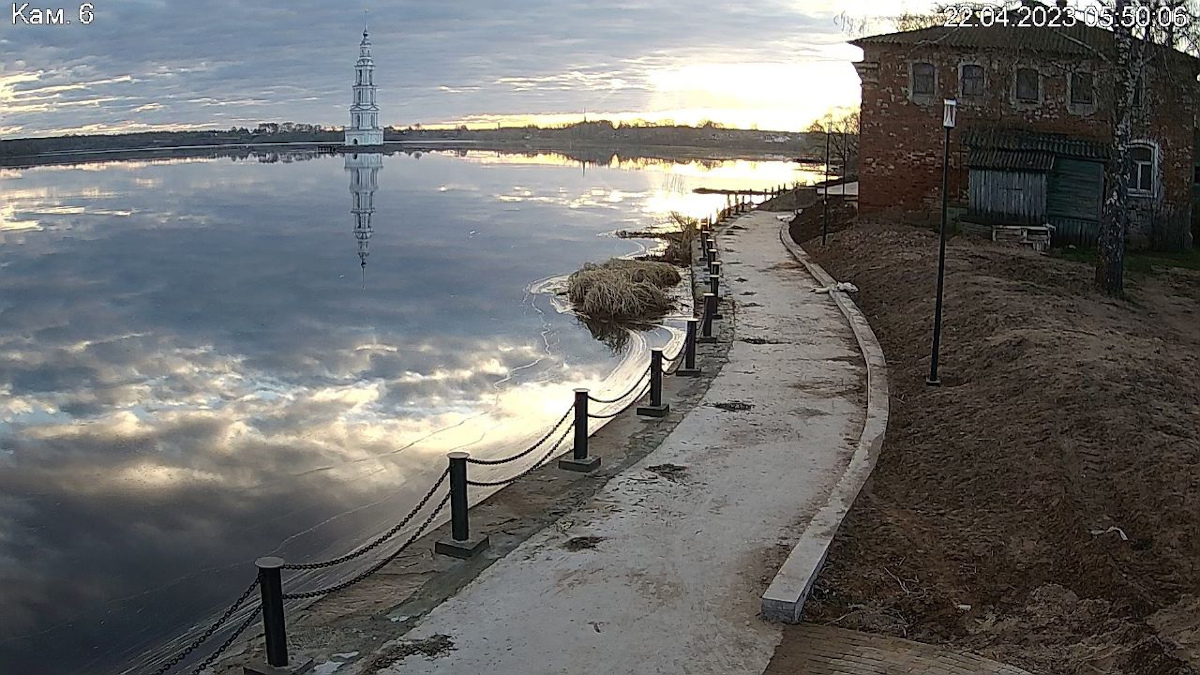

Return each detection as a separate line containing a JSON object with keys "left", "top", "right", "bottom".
{"left": 614, "top": 212, "right": 698, "bottom": 266}
{"left": 567, "top": 258, "right": 680, "bottom": 323}
{"left": 658, "top": 212, "right": 698, "bottom": 266}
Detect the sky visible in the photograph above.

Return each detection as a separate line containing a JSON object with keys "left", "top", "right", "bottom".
{"left": 0, "top": 0, "right": 936, "bottom": 138}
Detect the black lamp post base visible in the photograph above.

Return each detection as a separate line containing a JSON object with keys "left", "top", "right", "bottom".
{"left": 675, "top": 367, "right": 702, "bottom": 377}
{"left": 558, "top": 456, "right": 601, "bottom": 472}
{"left": 244, "top": 656, "right": 315, "bottom": 675}
{"left": 925, "top": 377, "right": 941, "bottom": 387}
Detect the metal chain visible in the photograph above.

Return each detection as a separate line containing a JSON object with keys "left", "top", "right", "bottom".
{"left": 664, "top": 344, "right": 685, "bottom": 364}
{"left": 146, "top": 577, "right": 260, "bottom": 675}
{"left": 586, "top": 381, "right": 650, "bottom": 419}
{"left": 465, "top": 405, "right": 573, "bottom": 466}
{"left": 467, "top": 422, "right": 573, "bottom": 487}
{"left": 145, "top": 571, "right": 260, "bottom": 672}
{"left": 187, "top": 605, "right": 262, "bottom": 675}
{"left": 282, "top": 468, "right": 449, "bottom": 570}
{"left": 587, "top": 366, "right": 650, "bottom": 404}
{"left": 282, "top": 490, "right": 449, "bottom": 600}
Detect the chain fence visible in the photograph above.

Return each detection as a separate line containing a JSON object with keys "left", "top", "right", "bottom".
{"left": 465, "top": 405, "right": 573, "bottom": 466}
{"left": 142, "top": 248, "right": 721, "bottom": 673}
{"left": 587, "top": 381, "right": 651, "bottom": 419}
{"left": 282, "top": 490, "right": 450, "bottom": 600}
{"left": 186, "top": 606, "right": 262, "bottom": 675}
{"left": 586, "top": 365, "right": 650, "bottom": 404}
{"left": 281, "top": 468, "right": 450, "bottom": 571}
{"left": 466, "top": 422, "right": 574, "bottom": 487}
{"left": 146, "top": 577, "right": 260, "bottom": 675}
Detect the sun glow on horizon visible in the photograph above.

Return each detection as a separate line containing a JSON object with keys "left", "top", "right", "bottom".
{"left": 436, "top": 51, "right": 864, "bottom": 133}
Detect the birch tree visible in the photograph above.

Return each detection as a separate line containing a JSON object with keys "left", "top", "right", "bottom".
{"left": 1097, "top": 0, "right": 1198, "bottom": 296}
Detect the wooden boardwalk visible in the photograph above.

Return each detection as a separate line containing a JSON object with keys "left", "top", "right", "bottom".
{"left": 768, "top": 625, "right": 1032, "bottom": 675}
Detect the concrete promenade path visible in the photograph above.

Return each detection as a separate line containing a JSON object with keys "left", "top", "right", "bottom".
{"left": 357, "top": 212, "right": 1027, "bottom": 675}
{"left": 372, "top": 210, "right": 866, "bottom": 674}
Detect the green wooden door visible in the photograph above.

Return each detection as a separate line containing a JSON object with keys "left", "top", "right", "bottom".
{"left": 1048, "top": 158, "right": 1104, "bottom": 247}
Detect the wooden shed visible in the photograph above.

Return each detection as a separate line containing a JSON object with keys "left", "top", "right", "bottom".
{"left": 963, "top": 129, "right": 1108, "bottom": 247}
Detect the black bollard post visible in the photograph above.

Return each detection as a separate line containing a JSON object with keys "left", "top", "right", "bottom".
{"left": 708, "top": 261, "right": 723, "bottom": 319}
{"left": 434, "top": 452, "right": 489, "bottom": 558}
{"left": 699, "top": 293, "right": 718, "bottom": 343}
{"left": 257, "top": 557, "right": 289, "bottom": 668}
{"left": 637, "top": 349, "right": 669, "bottom": 417}
{"left": 559, "top": 388, "right": 600, "bottom": 472}
{"left": 707, "top": 244, "right": 718, "bottom": 276}
{"left": 245, "top": 561, "right": 314, "bottom": 675}
{"left": 448, "top": 453, "right": 469, "bottom": 541}
{"left": 676, "top": 318, "right": 701, "bottom": 376}
{"left": 700, "top": 231, "right": 710, "bottom": 262}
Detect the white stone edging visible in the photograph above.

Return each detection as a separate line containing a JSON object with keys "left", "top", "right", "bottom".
{"left": 761, "top": 223, "right": 890, "bottom": 622}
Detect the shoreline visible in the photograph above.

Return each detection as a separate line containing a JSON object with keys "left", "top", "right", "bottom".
{"left": 206, "top": 241, "right": 734, "bottom": 673}
{"left": 0, "top": 140, "right": 817, "bottom": 170}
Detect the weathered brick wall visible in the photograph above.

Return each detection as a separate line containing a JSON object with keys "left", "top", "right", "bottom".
{"left": 857, "top": 41, "right": 1197, "bottom": 248}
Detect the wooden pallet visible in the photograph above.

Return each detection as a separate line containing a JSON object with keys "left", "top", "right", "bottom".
{"left": 991, "top": 224, "right": 1054, "bottom": 252}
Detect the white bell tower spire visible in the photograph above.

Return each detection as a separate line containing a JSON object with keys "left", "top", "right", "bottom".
{"left": 345, "top": 17, "right": 383, "bottom": 147}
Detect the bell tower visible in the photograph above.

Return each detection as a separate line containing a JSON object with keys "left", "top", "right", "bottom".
{"left": 345, "top": 26, "right": 383, "bottom": 147}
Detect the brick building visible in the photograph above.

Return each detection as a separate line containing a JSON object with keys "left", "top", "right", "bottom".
{"left": 852, "top": 24, "right": 1199, "bottom": 250}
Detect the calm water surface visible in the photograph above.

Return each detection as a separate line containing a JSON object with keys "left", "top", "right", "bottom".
{"left": 0, "top": 149, "right": 818, "bottom": 673}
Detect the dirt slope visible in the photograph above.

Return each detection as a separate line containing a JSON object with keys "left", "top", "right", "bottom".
{"left": 793, "top": 221, "right": 1200, "bottom": 674}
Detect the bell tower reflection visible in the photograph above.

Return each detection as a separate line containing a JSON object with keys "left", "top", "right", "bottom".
{"left": 345, "top": 152, "right": 383, "bottom": 289}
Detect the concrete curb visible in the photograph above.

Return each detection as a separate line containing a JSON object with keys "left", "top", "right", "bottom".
{"left": 761, "top": 223, "right": 890, "bottom": 623}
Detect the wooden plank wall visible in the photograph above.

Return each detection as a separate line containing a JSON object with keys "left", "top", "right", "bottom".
{"left": 968, "top": 170, "right": 1047, "bottom": 226}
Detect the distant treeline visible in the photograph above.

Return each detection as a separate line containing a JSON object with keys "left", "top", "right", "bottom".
{"left": 1, "top": 121, "right": 839, "bottom": 160}
{"left": 0, "top": 129, "right": 343, "bottom": 158}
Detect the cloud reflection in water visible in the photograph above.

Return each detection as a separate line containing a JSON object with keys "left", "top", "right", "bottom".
{"left": 0, "top": 149, "right": 809, "bottom": 673}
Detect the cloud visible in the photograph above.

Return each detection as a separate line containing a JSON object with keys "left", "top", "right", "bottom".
{"left": 0, "top": 0, "right": 928, "bottom": 138}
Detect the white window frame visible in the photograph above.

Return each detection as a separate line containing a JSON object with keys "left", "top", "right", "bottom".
{"left": 960, "top": 63, "right": 985, "bottom": 99}
{"left": 1127, "top": 141, "right": 1156, "bottom": 197}
{"left": 1069, "top": 71, "right": 1095, "bottom": 106}
{"left": 912, "top": 62, "right": 936, "bottom": 98}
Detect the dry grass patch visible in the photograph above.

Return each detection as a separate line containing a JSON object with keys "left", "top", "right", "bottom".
{"left": 567, "top": 258, "right": 680, "bottom": 323}
{"left": 615, "top": 212, "right": 698, "bottom": 266}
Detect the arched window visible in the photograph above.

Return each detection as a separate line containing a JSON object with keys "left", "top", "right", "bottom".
{"left": 1127, "top": 142, "right": 1156, "bottom": 195}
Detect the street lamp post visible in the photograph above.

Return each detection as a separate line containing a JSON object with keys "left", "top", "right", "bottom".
{"left": 927, "top": 99, "right": 956, "bottom": 387}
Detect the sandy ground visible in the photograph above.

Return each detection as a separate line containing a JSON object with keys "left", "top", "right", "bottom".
{"left": 783, "top": 220, "right": 1200, "bottom": 675}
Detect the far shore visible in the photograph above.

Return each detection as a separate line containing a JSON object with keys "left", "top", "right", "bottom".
{"left": 0, "top": 139, "right": 821, "bottom": 170}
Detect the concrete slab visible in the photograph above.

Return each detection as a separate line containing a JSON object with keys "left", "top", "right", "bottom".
{"left": 433, "top": 535, "right": 490, "bottom": 560}
{"left": 369, "top": 210, "right": 869, "bottom": 675}
{"left": 557, "top": 456, "right": 601, "bottom": 472}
